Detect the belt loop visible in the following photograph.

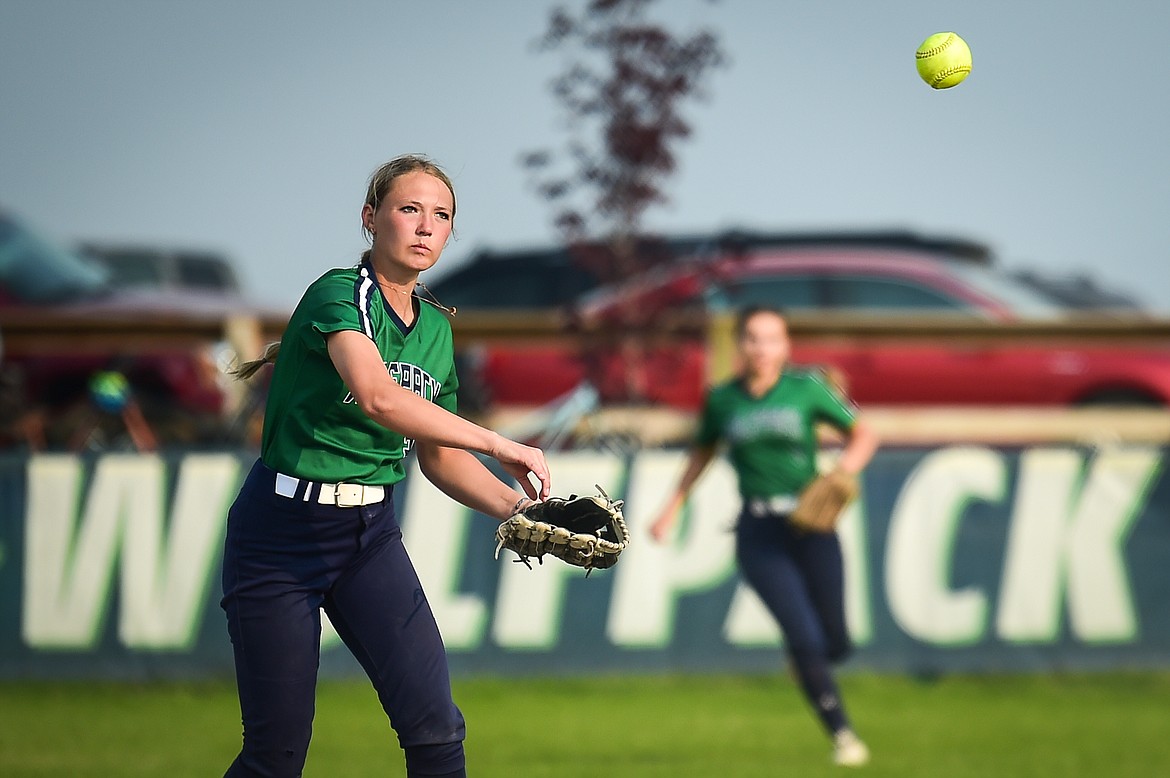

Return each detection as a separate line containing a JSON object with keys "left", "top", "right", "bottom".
{"left": 297, "top": 477, "right": 320, "bottom": 500}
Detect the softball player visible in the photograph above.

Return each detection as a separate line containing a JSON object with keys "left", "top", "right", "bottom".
{"left": 650, "top": 305, "right": 879, "bottom": 767}
{"left": 220, "top": 155, "right": 550, "bottom": 778}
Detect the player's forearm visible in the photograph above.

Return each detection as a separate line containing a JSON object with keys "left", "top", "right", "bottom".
{"left": 417, "top": 445, "right": 526, "bottom": 521}
{"left": 327, "top": 330, "right": 505, "bottom": 457}
{"left": 836, "top": 417, "right": 879, "bottom": 476}
{"left": 359, "top": 382, "right": 504, "bottom": 455}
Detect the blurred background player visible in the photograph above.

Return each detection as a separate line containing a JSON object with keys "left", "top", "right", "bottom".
{"left": 650, "top": 305, "right": 879, "bottom": 767}
{"left": 220, "top": 155, "right": 551, "bottom": 778}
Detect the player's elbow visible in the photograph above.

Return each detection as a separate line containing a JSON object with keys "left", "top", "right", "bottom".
{"left": 416, "top": 444, "right": 470, "bottom": 494}
{"left": 353, "top": 384, "right": 402, "bottom": 425}
{"left": 415, "top": 442, "right": 444, "bottom": 477}
{"left": 847, "top": 418, "right": 880, "bottom": 466}
{"left": 855, "top": 418, "right": 880, "bottom": 449}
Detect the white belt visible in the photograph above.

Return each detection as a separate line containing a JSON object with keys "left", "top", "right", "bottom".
{"left": 274, "top": 472, "right": 386, "bottom": 507}
{"left": 745, "top": 495, "right": 798, "bottom": 518}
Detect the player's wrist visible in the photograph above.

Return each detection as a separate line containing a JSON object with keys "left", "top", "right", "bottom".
{"left": 478, "top": 430, "right": 500, "bottom": 457}
{"left": 510, "top": 495, "right": 534, "bottom": 516}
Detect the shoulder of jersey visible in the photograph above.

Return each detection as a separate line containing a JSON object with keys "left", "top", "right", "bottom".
{"left": 799, "top": 364, "right": 857, "bottom": 407}
{"left": 320, "top": 265, "right": 363, "bottom": 284}
{"left": 302, "top": 265, "right": 361, "bottom": 294}
{"left": 787, "top": 365, "right": 848, "bottom": 398}
{"left": 416, "top": 299, "right": 454, "bottom": 331}
{"left": 707, "top": 377, "right": 741, "bottom": 398}
{"left": 786, "top": 364, "right": 827, "bottom": 382}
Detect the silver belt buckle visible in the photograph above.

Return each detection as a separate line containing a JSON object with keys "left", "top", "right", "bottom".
{"left": 335, "top": 483, "right": 365, "bottom": 508}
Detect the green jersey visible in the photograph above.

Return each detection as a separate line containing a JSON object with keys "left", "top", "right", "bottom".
{"left": 260, "top": 260, "right": 459, "bottom": 485}
{"left": 696, "top": 368, "right": 856, "bottom": 499}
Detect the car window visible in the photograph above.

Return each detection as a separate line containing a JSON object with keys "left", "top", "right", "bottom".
{"left": 948, "top": 264, "right": 1065, "bottom": 316}
{"left": 433, "top": 268, "right": 557, "bottom": 308}
{"left": 716, "top": 275, "right": 822, "bottom": 310}
{"left": 177, "top": 256, "right": 238, "bottom": 292}
{"left": 79, "top": 247, "right": 241, "bottom": 294}
{"left": 432, "top": 262, "right": 598, "bottom": 308}
{"left": 826, "top": 275, "right": 970, "bottom": 311}
{"left": 94, "top": 250, "right": 169, "bottom": 287}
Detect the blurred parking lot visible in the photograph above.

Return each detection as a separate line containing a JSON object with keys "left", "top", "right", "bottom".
{"left": 0, "top": 210, "right": 285, "bottom": 451}
{"left": 2, "top": 216, "right": 1167, "bottom": 452}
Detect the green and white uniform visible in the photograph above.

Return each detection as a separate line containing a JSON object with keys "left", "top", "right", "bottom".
{"left": 700, "top": 366, "right": 862, "bottom": 740}
{"left": 260, "top": 260, "right": 458, "bottom": 485}
{"left": 697, "top": 367, "right": 856, "bottom": 501}
{"left": 224, "top": 258, "right": 467, "bottom": 776}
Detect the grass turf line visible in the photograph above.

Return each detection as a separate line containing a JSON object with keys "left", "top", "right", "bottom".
{"left": 0, "top": 672, "right": 1167, "bottom": 777}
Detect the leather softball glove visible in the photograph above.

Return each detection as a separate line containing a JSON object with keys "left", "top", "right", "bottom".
{"left": 494, "top": 486, "right": 629, "bottom": 574}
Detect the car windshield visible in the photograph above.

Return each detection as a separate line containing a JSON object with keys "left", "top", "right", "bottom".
{"left": 0, "top": 214, "right": 109, "bottom": 303}
{"left": 91, "top": 250, "right": 169, "bottom": 288}
{"left": 947, "top": 264, "right": 1065, "bottom": 317}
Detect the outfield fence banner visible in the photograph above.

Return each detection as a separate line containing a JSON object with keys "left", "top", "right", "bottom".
{"left": 1, "top": 446, "right": 1167, "bottom": 679}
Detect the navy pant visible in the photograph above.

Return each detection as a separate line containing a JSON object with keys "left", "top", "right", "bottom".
{"left": 221, "top": 460, "right": 466, "bottom": 777}
{"left": 735, "top": 510, "right": 853, "bottom": 735}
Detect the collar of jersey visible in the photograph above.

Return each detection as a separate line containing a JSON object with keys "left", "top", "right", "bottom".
{"left": 364, "top": 259, "right": 420, "bottom": 338}
{"left": 737, "top": 371, "right": 785, "bottom": 401}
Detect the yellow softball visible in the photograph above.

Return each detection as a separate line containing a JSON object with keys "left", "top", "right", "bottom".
{"left": 916, "top": 32, "right": 972, "bottom": 89}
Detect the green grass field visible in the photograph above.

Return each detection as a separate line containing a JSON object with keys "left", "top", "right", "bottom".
{"left": 2, "top": 672, "right": 1168, "bottom": 777}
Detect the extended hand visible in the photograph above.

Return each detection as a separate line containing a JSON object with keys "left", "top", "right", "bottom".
{"left": 491, "top": 435, "right": 551, "bottom": 500}
{"left": 649, "top": 509, "right": 677, "bottom": 543}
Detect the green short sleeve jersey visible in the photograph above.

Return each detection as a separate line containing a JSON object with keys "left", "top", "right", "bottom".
{"left": 696, "top": 367, "right": 856, "bottom": 499}
{"left": 260, "top": 260, "right": 459, "bottom": 485}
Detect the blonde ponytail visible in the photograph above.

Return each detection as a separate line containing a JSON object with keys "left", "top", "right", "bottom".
{"left": 232, "top": 342, "right": 281, "bottom": 380}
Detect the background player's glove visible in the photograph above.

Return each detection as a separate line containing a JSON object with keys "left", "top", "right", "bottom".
{"left": 494, "top": 486, "right": 629, "bottom": 573}
{"left": 789, "top": 470, "right": 859, "bottom": 533}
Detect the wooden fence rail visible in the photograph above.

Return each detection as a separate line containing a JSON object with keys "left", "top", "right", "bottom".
{"left": 3, "top": 309, "right": 1167, "bottom": 445}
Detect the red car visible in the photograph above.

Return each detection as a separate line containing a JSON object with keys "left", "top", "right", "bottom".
{"left": 465, "top": 246, "right": 1170, "bottom": 409}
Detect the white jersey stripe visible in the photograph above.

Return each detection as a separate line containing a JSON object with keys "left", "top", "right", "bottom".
{"left": 357, "top": 266, "right": 376, "bottom": 340}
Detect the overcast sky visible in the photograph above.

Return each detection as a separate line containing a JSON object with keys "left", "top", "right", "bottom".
{"left": 3, "top": 0, "right": 1168, "bottom": 312}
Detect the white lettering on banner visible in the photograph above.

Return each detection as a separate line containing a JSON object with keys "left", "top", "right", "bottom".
{"left": 885, "top": 447, "right": 1003, "bottom": 645}
{"left": 23, "top": 456, "right": 112, "bottom": 648}
{"left": 9, "top": 445, "right": 1161, "bottom": 661}
{"left": 398, "top": 458, "right": 487, "bottom": 651}
{"left": 723, "top": 583, "right": 781, "bottom": 646}
{"left": 607, "top": 451, "right": 738, "bottom": 647}
{"left": 22, "top": 454, "right": 237, "bottom": 649}
{"left": 493, "top": 452, "right": 624, "bottom": 649}
{"left": 997, "top": 447, "right": 1160, "bottom": 643}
